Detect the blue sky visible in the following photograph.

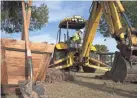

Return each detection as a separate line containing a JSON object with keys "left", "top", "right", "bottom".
{"left": 1, "top": 1, "right": 118, "bottom": 52}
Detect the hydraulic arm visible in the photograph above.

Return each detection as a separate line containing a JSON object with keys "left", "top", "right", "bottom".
{"left": 82, "top": 1, "right": 137, "bottom": 82}
{"left": 82, "top": 1, "right": 126, "bottom": 57}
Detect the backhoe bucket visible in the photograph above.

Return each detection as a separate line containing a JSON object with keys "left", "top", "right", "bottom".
{"left": 106, "top": 52, "right": 137, "bottom": 82}
{"left": 19, "top": 80, "right": 46, "bottom": 98}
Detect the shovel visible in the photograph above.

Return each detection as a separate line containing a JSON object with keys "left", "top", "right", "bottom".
{"left": 19, "top": 1, "right": 46, "bottom": 97}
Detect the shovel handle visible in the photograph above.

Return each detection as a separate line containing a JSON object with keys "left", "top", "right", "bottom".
{"left": 21, "top": 0, "right": 33, "bottom": 96}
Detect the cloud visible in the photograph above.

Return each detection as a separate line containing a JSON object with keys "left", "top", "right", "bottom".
{"left": 48, "top": 2, "right": 87, "bottom": 22}
{"left": 29, "top": 33, "right": 56, "bottom": 44}
{"left": 33, "top": 1, "right": 62, "bottom": 10}
{"left": 33, "top": 1, "right": 88, "bottom": 22}
{"left": 46, "top": 1, "right": 62, "bottom": 10}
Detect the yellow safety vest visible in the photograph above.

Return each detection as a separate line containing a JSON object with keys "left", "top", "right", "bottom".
{"left": 72, "top": 32, "right": 81, "bottom": 42}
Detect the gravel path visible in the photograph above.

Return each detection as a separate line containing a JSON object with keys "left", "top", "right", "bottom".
{"left": 2, "top": 71, "right": 137, "bottom": 98}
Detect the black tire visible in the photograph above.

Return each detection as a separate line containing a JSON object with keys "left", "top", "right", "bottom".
{"left": 82, "top": 66, "right": 96, "bottom": 73}
{"left": 63, "top": 67, "right": 70, "bottom": 72}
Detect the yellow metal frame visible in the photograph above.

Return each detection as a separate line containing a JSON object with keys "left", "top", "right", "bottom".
{"left": 81, "top": 1, "right": 126, "bottom": 58}
{"left": 51, "top": 51, "right": 111, "bottom": 71}
{"left": 82, "top": 2, "right": 103, "bottom": 57}
{"left": 55, "top": 42, "right": 68, "bottom": 50}
{"left": 84, "top": 57, "right": 111, "bottom": 71}
{"left": 89, "top": 57, "right": 109, "bottom": 67}
{"left": 85, "top": 62, "right": 110, "bottom": 71}
{"left": 51, "top": 52, "right": 74, "bottom": 69}
{"left": 50, "top": 56, "right": 69, "bottom": 67}
{"left": 54, "top": 56, "right": 73, "bottom": 69}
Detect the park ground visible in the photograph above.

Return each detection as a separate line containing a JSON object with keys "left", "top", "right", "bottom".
{"left": 2, "top": 70, "right": 137, "bottom": 98}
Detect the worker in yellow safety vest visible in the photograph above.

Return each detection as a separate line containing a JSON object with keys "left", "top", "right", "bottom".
{"left": 72, "top": 30, "right": 82, "bottom": 42}
{"left": 71, "top": 29, "right": 83, "bottom": 48}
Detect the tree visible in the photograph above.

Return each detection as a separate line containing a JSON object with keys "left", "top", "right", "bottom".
{"left": 1, "top": 1, "right": 49, "bottom": 34}
{"left": 94, "top": 44, "right": 108, "bottom": 53}
{"left": 99, "top": 1, "right": 137, "bottom": 37}
{"left": 94, "top": 44, "right": 109, "bottom": 63}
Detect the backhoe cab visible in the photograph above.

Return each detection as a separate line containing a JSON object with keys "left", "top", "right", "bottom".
{"left": 56, "top": 15, "right": 85, "bottom": 50}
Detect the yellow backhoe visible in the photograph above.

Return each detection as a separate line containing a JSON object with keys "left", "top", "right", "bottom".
{"left": 50, "top": 1, "right": 137, "bottom": 82}
{"left": 49, "top": 15, "right": 101, "bottom": 72}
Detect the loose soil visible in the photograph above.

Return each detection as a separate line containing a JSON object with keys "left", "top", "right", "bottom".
{"left": 2, "top": 70, "right": 137, "bottom": 98}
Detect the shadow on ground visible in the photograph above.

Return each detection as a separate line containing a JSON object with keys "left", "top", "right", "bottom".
{"left": 69, "top": 76, "right": 137, "bottom": 98}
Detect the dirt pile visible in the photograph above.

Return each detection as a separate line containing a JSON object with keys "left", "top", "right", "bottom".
{"left": 45, "top": 68, "right": 75, "bottom": 83}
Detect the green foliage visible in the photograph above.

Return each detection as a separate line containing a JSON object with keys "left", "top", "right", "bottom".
{"left": 1, "top": 1, "right": 49, "bottom": 34}
{"left": 122, "top": 1, "right": 137, "bottom": 28}
{"left": 94, "top": 44, "right": 109, "bottom": 63}
{"left": 94, "top": 44, "right": 108, "bottom": 52}
{"left": 98, "top": 14, "right": 110, "bottom": 37}
{"left": 99, "top": 1, "right": 137, "bottom": 37}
